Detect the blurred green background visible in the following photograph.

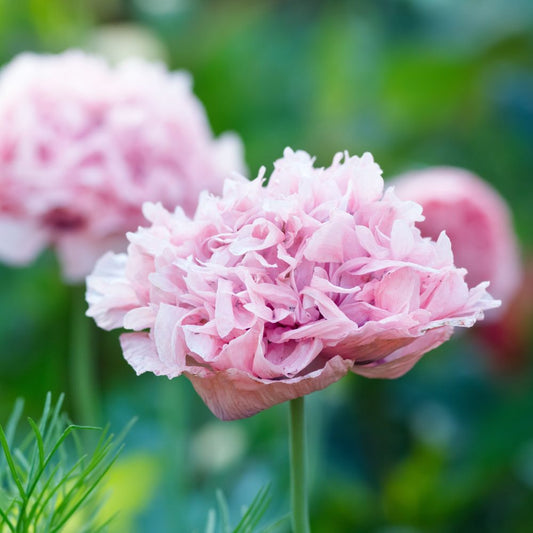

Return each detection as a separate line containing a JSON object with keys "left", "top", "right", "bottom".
{"left": 0, "top": 0, "right": 532, "bottom": 531}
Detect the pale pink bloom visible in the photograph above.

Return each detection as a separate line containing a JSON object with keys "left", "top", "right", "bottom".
{"left": 0, "top": 50, "right": 244, "bottom": 282}
{"left": 87, "top": 149, "right": 499, "bottom": 420}
{"left": 393, "top": 167, "right": 521, "bottom": 317}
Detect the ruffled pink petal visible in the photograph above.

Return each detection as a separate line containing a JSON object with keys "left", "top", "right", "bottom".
{"left": 390, "top": 219, "right": 415, "bottom": 259}
{"left": 374, "top": 267, "right": 421, "bottom": 314}
{"left": 185, "top": 355, "right": 353, "bottom": 420}
{"left": 121, "top": 331, "right": 186, "bottom": 379}
{"left": 123, "top": 306, "right": 156, "bottom": 330}
{"left": 215, "top": 322, "right": 263, "bottom": 374}
{"left": 86, "top": 252, "right": 139, "bottom": 330}
{"left": 352, "top": 326, "right": 452, "bottom": 378}
{"left": 122, "top": 332, "right": 169, "bottom": 376}
{"left": 229, "top": 218, "right": 285, "bottom": 256}
{"left": 393, "top": 167, "right": 522, "bottom": 316}
{"left": 303, "top": 211, "right": 360, "bottom": 263}
{"left": 153, "top": 303, "right": 188, "bottom": 368}
{"left": 214, "top": 278, "right": 237, "bottom": 338}
{"left": 259, "top": 337, "right": 324, "bottom": 377}
{"left": 323, "top": 332, "right": 415, "bottom": 363}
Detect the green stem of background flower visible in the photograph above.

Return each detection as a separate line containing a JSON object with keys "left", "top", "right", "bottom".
{"left": 289, "top": 396, "right": 311, "bottom": 533}
{"left": 70, "top": 285, "right": 99, "bottom": 426}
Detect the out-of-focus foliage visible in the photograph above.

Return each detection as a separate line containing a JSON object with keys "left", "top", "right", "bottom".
{"left": 0, "top": 1, "right": 532, "bottom": 532}
{"left": 202, "top": 486, "right": 288, "bottom": 533}
{"left": 0, "top": 393, "right": 125, "bottom": 532}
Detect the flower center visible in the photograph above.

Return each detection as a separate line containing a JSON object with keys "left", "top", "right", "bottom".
{"left": 42, "top": 207, "right": 86, "bottom": 232}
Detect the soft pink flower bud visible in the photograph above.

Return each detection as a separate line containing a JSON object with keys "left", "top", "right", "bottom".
{"left": 393, "top": 167, "right": 522, "bottom": 318}
{"left": 87, "top": 149, "right": 499, "bottom": 420}
{"left": 0, "top": 50, "right": 244, "bottom": 282}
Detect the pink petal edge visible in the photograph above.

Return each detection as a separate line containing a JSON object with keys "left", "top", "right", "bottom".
{"left": 186, "top": 356, "right": 354, "bottom": 420}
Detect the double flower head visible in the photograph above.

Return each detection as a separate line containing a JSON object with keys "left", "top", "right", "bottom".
{"left": 87, "top": 148, "right": 499, "bottom": 420}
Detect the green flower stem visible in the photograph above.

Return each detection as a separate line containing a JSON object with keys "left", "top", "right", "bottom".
{"left": 159, "top": 379, "right": 190, "bottom": 521}
{"left": 289, "top": 396, "right": 311, "bottom": 533}
{"left": 70, "top": 285, "right": 99, "bottom": 426}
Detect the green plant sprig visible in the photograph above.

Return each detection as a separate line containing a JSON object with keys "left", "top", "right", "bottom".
{"left": 0, "top": 393, "right": 131, "bottom": 533}
{"left": 203, "top": 485, "right": 290, "bottom": 533}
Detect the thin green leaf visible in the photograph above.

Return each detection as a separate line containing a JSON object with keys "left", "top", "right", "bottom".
{"left": 43, "top": 424, "right": 99, "bottom": 469}
{"left": 113, "top": 417, "right": 137, "bottom": 452}
{"left": 0, "top": 505, "right": 15, "bottom": 532}
{"left": 33, "top": 453, "right": 91, "bottom": 523}
{"left": 0, "top": 399, "right": 23, "bottom": 492}
{"left": 204, "top": 508, "right": 217, "bottom": 533}
{"left": 0, "top": 425, "right": 27, "bottom": 502}
{"left": 259, "top": 513, "right": 291, "bottom": 533}
{"left": 25, "top": 425, "right": 97, "bottom": 505}
{"left": 27, "top": 393, "right": 53, "bottom": 484}
{"left": 3, "top": 399, "right": 24, "bottom": 454}
{"left": 50, "top": 437, "right": 121, "bottom": 523}
{"left": 49, "top": 444, "right": 123, "bottom": 532}
{"left": 39, "top": 392, "right": 53, "bottom": 435}
{"left": 216, "top": 489, "right": 232, "bottom": 533}
{"left": 27, "top": 418, "right": 45, "bottom": 468}
{"left": 90, "top": 512, "right": 117, "bottom": 533}
{"left": 25, "top": 462, "right": 61, "bottom": 525}
{"left": 13, "top": 448, "right": 31, "bottom": 473}
{"left": 41, "top": 394, "right": 65, "bottom": 453}
{"left": 234, "top": 485, "right": 271, "bottom": 533}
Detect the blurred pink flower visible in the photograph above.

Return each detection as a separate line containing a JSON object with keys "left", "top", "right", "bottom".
{"left": 0, "top": 50, "right": 244, "bottom": 282}
{"left": 474, "top": 258, "right": 533, "bottom": 373}
{"left": 393, "top": 167, "right": 522, "bottom": 318}
{"left": 87, "top": 149, "right": 499, "bottom": 420}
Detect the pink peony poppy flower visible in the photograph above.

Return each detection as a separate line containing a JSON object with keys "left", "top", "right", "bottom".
{"left": 87, "top": 149, "right": 499, "bottom": 420}
{"left": 393, "top": 167, "right": 522, "bottom": 318}
{"left": 0, "top": 50, "right": 244, "bottom": 282}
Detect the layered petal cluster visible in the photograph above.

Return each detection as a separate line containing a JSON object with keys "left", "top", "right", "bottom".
{"left": 0, "top": 50, "right": 243, "bottom": 281}
{"left": 87, "top": 149, "right": 499, "bottom": 420}
{"left": 393, "top": 167, "right": 521, "bottom": 317}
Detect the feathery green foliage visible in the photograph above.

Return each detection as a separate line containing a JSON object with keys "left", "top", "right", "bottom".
{"left": 0, "top": 393, "right": 128, "bottom": 533}
{"left": 203, "top": 485, "right": 289, "bottom": 533}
